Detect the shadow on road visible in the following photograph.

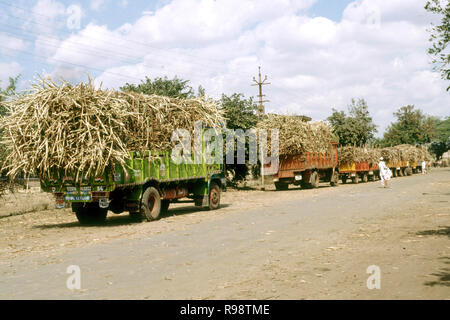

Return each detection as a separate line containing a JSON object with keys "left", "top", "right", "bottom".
{"left": 416, "top": 226, "right": 450, "bottom": 239}
{"left": 33, "top": 203, "right": 231, "bottom": 229}
{"left": 416, "top": 227, "right": 450, "bottom": 287}
{"left": 424, "top": 257, "right": 450, "bottom": 287}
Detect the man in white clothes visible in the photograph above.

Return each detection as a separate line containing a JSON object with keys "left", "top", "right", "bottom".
{"left": 421, "top": 159, "right": 426, "bottom": 174}
{"left": 379, "top": 157, "right": 392, "bottom": 188}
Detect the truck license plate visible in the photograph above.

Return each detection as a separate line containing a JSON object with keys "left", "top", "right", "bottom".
{"left": 295, "top": 175, "right": 302, "bottom": 181}
{"left": 65, "top": 195, "right": 91, "bottom": 201}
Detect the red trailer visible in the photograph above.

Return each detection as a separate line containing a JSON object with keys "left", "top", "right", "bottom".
{"left": 270, "top": 142, "right": 339, "bottom": 190}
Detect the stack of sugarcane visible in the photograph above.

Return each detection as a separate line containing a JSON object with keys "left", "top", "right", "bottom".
{"left": 0, "top": 77, "right": 224, "bottom": 181}
{"left": 381, "top": 147, "right": 401, "bottom": 163}
{"left": 339, "top": 146, "right": 381, "bottom": 165}
{"left": 256, "top": 114, "right": 334, "bottom": 156}
{"left": 396, "top": 144, "right": 420, "bottom": 163}
{"left": 367, "top": 148, "right": 382, "bottom": 165}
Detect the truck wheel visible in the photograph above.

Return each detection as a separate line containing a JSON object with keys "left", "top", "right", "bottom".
{"left": 74, "top": 203, "right": 107, "bottom": 225}
{"left": 209, "top": 182, "right": 221, "bottom": 210}
{"left": 141, "top": 186, "right": 161, "bottom": 221}
{"left": 362, "top": 173, "right": 368, "bottom": 183}
{"left": 311, "top": 171, "right": 319, "bottom": 188}
{"left": 330, "top": 172, "right": 339, "bottom": 187}
{"left": 341, "top": 176, "right": 347, "bottom": 184}
{"left": 161, "top": 200, "right": 170, "bottom": 214}
{"left": 274, "top": 181, "right": 289, "bottom": 190}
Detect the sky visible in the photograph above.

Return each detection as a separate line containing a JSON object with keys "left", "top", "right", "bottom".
{"left": 0, "top": 0, "right": 448, "bottom": 136}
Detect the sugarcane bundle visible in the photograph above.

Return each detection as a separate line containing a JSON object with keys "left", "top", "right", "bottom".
{"left": 381, "top": 147, "right": 401, "bottom": 163}
{"left": 396, "top": 144, "right": 419, "bottom": 162}
{"left": 339, "top": 146, "right": 380, "bottom": 165}
{"left": 366, "top": 148, "right": 381, "bottom": 165}
{"left": 256, "top": 114, "right": 334, "bottom": 155}
{"left": 417, "top": 146, "right": 433, "bottom": 161}
{"left": 0, "top": 77, "right": 224, "bottom": 181}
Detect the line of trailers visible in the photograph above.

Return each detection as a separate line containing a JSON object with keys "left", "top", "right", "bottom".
{"left": 270, "top": 143, "right": 428, "bottom": 190}
{"left": 42, "top": 140, "right": 428, "bottom": 224}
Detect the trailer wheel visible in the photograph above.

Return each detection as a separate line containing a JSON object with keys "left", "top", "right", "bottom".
{"left": 362, "top": 173, "right": 368, "bottom": 183}
{"left": 74, "top": 203, "right": 107, "bottom": 225}
{"left": 141, "top": 186, "right": 161, "bottom": 221}
{"left": 209, "top": 182, "right": 221, "bottom": 210}
{"left": 311, "top": 171, "right": 319, "bottom": 188}
{"left": 274, "top": 181, "right": 289, "bottom": 190}
{"left": 330, "top": 172, "right": 339, "bottom": 187}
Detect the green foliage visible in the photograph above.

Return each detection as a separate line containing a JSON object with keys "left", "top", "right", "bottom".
{"left": 429, "top": 117, "right": 450, "bottom": 159}
{"left": 425, "top": 0, "right": 450, "bottom": 90}
{"left": 220, "top": 93, "right": 259, "bottom": 130}
{"left": 382, "top": 105, "right": 438, "bottom": 146}
{"left": 120, "top": 76, "right": 195, "bottom": 98}
{"left": 0, "top": 75, "right": 19, "bottom": 116}
{"left": 327, "top": 98, "right": 377, "bottom": 146}
{"left": 219, "top": 93, "right": 260, "bottom": 182}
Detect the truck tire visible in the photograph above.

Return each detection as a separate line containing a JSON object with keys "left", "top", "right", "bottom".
{"left": 141, "top": 186, "right": 161, "bottom": 221}
{"left": 330, "top": 172, "right": 339, "bottom": 187}
{"left": 209, "top": 182, "right": 221, "bottom": 210}
{"left": 274, "top": 181, "right": 289, "bottom": 190}
{"left": 362, "top": 173, "right": 368, "bottom": 183}
{"left": 341, "top": 176, "right": 347, "bottom": 184}
{"left": 311, "top": 171, "right": 319, "bottom": 188}
{"left": 74, "top": 203, "right": 107, "bottom": 225}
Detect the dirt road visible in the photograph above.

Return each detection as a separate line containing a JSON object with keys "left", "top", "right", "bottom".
{"left": 0, "top": 169, "right": 449, "bottom": 299}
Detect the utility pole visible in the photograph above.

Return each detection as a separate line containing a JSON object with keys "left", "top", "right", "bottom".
{"left": 251, "top": 66, "right": 270, "bottom": 115}
{"left": 252, "top": 66, "right": 270, "bottom": 190}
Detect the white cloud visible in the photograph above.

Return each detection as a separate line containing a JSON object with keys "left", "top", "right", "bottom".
{"left": 0, "top": 34, "right": 28, "bottom": 55}
{"left": 31, "top": 0, "right": 66, "bottom": 33}
{"left": 41, "top": 0, "right": 448, "bottom": 135}
{"left": 91, "top": 0, "right": 106, "bottom": 11}
{"left": 0, "top": 62, "right": 22, "bottom": 87}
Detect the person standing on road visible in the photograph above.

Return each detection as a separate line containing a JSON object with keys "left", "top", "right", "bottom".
{"left": 379, "top": 157, "right": 392, "bottom": 188}
{"left": 421, "top": 159, "right": 426, "bottom": 174}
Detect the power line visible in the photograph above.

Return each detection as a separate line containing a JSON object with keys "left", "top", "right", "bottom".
{"left": 0, "top": 0, "right": 229, "bottom": 68}
{"left": 0, "top": 44, "right": 146, "bottom": 83}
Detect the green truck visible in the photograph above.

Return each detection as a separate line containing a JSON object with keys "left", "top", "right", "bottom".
{"left": 41, "top": 149, "right": 226, "bottom": 225}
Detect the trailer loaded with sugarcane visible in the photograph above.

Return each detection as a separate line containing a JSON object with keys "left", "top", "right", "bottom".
{"left": 258, "top": 115, "right": 339, "bottom": 190}
{"left": 0, "top": 77, "right": 226, "bottom": 224}
{"left": 338, "top": 146, "right": 380, "bottom": 184}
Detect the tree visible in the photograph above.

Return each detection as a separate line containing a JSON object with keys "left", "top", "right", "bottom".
{"left": 219, "top": 93, "right": 259, "bottom": 182}
{"left": 220, "top": 93, "right": 259, "bottom": 130}
{"left": 429, "top": 117, "right": 450, "bottom": 159}
{"left": 0, "top": 75, "right": 19, "bottom": 115}
{"left": 382, "top": 105, "right": 439, "bottom": 146}
{"left": 327, "top": 98, "right": 377, "bottom": 146}
{"left": 425, "top": 0, "right": 450, "bottom": 90}
{"left": 120, "top": 76, "right": 195, "bottom": 98}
